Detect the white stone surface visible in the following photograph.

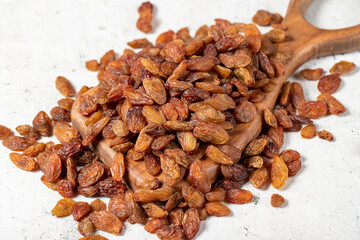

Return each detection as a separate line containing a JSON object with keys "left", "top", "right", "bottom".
{"left": 0, "top": 0, "right": 359, "bottom": 239}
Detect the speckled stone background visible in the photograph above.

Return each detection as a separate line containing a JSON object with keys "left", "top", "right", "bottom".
{"left": 0, "top": 0, "right": 359, "bottom": 239}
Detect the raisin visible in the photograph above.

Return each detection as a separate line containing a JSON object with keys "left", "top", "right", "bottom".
{"left": 249, "top": 167, "right": 269, "bottom": 189}
{"left": 193, "top": 123, "right": 229, "bottom": 145}
{"left": 264, "top": 108, "right": 278, "bottom": 128}
{"left": 52, "top": 198, "right": 75, "bottom": 217}
{"left": 127, "top": 38, "right": 151, "bottom": 49}
{"left": 78, "top": 186, "right": 99, "bottom": 197}
{"left": 90, "top": 199, "right": 106, "bottom": 212}
{"left": 298, "top": 101, "right": 327, "bottom": 119}
{"left": 317, "top": 93, "right": 345, "bottom": 115}
{"left": 278, "top": 81, "right": 291, "bottom": 106}
{"left": 243, "top": 156, "right": 263, "bottom": 168}
{"left": 110, "top": 152, "right": 125, "bottom": 183}
{"left": 108, "top": 194, "right": 128, "bottom": 221}
{"left": 234, "top": 101, "right": 257, "bottom": 123}
{"left": 290, "top": 82, "right": 306, "bottom": 109}
{"left": 206, "top": 145, "right": 234, "bottom": 165}
{"left": 182, "top": 186, "right": 205, "bottom": 208}
{"left": 78, "top": 235, "right": 108, "bottom": 240}
{"left": 205, "top": 202, "right": 231, "bottom": 217}
{"left": 3, "top": 136, "right": 35, "bottom": 152}
{"left": 271, "top": 193, "right": 285, "bottom": 207}
{"left": 88, "top": 210, "right": 122, "bottom": 235}
{"left": 226, "top": 189, "right": 253, "bottom": 204}
{"left": 318, "top": 74, "right": 341, "bottom": 94}
{"left": 329, "top": 60, "right": 355, "bottom": 75}
{"left": 78, "top": 218, "right": 96, "bottom": 237}
{"left": 58, "top": 179, "right": 75, "bottom": 198}
{"left": 142, "top": 202, "right": 168, "bottom": 218}
{"left": 244, "top": 24, "right": 262, "bottom": 53}
{"left": 182, "top": 208, "right": 200, "bottom": 239}
{"left": 73, "top": 202, "right": 91, "bottom": 222}
{"left": 189, "top": 159, "right": 212, "bottom": 193}
{"left": 300, "top": 68, "right": 324, "bottom": 80}
{"left": 187, "top": 57, "right": 216, "bottom": 72}
{"left": 252, "top": 10, "right": 272, "bottom": 26}
{"left": 136, "top": 2, "right": 153, "bottom": 33}
{"left": 126, "top": 106, "right": 147, "bottom": 134}
{"left": 15, "top": 124, "right": 38, "bottom": 139}
{"left": 287, "top": 160, "right": 302, "bottom": 176}
{"left": 300, "top": 124, "right": 317, "bottom": 139}
{"left": 96, "top": 178, "right": 127, "bottom": 197}
{"left": 317, "top": 130, "right": 333, "bottom": 141}
{"left": 125, "top": 190, "right": 148, "bottom": 224}
{"left": 220, "top": 164, "right": 248, "bottom": 182}
{"left": 156, "top": 225, "right": 183, "bottom": 240}
{"left": 205, "top": 188, "right": 226, "bottom": 202}
{"left": 33, "top": 111, "right": 52, "bottom": 136}
{"left": 0, "top": 125, "right": 12, "bottom": 140}
{"left": 270, "top": 156, "right": 288, "bottom": 189}
{"left": 78, "top": 94, "right": 97, "bottom": 116}
{"left": 50, "top": 106, "right": 71, "bottom": 122}
{"left": 244, "top": 138, "right": 268, "bottom": 156}
{"left": 165, "top": 192, "right": 183, "bottom": 212}
{"left": 56, "top": 76, "right": 75, "bottom": 97}
{"left": 145, "top": 218, "right": 168, "bottom": 233}
{"left": 78, "top": 161, "right": 105, "bottom": 187}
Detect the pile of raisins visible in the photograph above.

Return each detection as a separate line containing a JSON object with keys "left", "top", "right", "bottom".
{"left": 0, "top": 3, "right": 355, "bottom": 239}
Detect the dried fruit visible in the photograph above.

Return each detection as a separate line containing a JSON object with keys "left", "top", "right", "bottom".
{"left": 205, "top": 188, "right": 226, "bottom": 202}
{"left": 252, "top": 10, "right": 272, "bottom": 26}
{"left": 206, "top": 145, "right": 234, "bottom": 165}
{"left": 144, "top": 218, "right": 168, "bottom": 233}
{"left": 78, "top": 161, "right": 105, "bottom": 187}
{"left": 300, "top": 124, "right": 317, "bottom": 139}
{"left": 300, "top": 68, "right": 324, "bottom": 80}
{"left": 88, "top": 210, "right": 122, "bottom": 235}
{"left": 96, "top": 178, "right": 127, "bottom": 197}
{"left": 270, "top": 156, "right": 288, "bottom": 189}
{"left": 56, "top": 76, "right": 75, "bottom": 97}
{"left": 205, "top": 202, "right": 230, "bottom": 217}
{"left": 110, "top": 152, "right": 125, "bottom": 183}
{"left": 317, "top": 93, "right": 345, "bottom": 115}
{"left": 189, "top": 159, "right": 212, "bottom": 193}
{"left": 142, "top": 202, "right": 168, "bottom": 218}
{"left": 264, "top": 108, "right": 278, "bottom": 128}
{"left": 234, "top": 101, "right": 257, "bottom": 123}
{"left": 329, "top": 60, "right": 355, "bottom": 75}
{"left": 78, "top": 218, "right": 96, "bottom": 237}
{"left": 33, "top": 111, "right": 52, "bottom": 136}
{"left": 125, "top": 190, "right": 148, "bottom": 224}
{"left": 73, "top": 202, "right": 91, "bottom": 222}
{"left": 182, "top": 186, "right": 205, "bottom": 208}
{"left": 226, "top": 189, "right": 253, "bottom": 204}
{"left": 9, "top": 153, "right": 38, "bottom": 171}
{"left": 136, "top": 1, "right": 153, "bottom": 33}
{"left": 318, "top": 74, "right": 341, "bottom": 94}
{"left": 108, "top": 194, "right": 128, "bottom": 221}
{"left": 270, "top": 193, "right": 285, "bottom": 207}
{"left": 156, "top": 225, "right": 183, "bottom": 240}
{"left": 90, "top": 199, "right": 106, "bottom": 212}
{"left": 298, "top": 101, "right": 327, "bottom": 119}
{"left": 317, "top": 130, "right": 333, "bottom": 141}
{"left": 52, "top": 198, "right": 75, "bottom": 217}
{"left": 182, "top": 208, "right": 200, "bottom": 239}
{"left": 249, "top": 167, "right": 269, "bottom": 189}
{"left": 193, "top": 123, "right": 229, "bottom": 145}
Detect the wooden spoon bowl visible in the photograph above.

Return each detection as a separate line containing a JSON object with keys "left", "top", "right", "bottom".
{"left": 71, "top": 0, "right": 360, "bottom": 191}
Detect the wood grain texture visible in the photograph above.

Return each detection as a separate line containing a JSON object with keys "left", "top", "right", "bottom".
{"left": 71, "top": 0, "right": 360, "bottom": 191}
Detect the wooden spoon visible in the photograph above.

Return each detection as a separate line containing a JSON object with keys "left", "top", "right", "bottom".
{"left": 71, "top": 0, "right": 360, "bottom": 191}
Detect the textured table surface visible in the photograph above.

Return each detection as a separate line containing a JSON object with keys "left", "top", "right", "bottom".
{"left": 0, "top": 0, "right": 359, "bottom": 239}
